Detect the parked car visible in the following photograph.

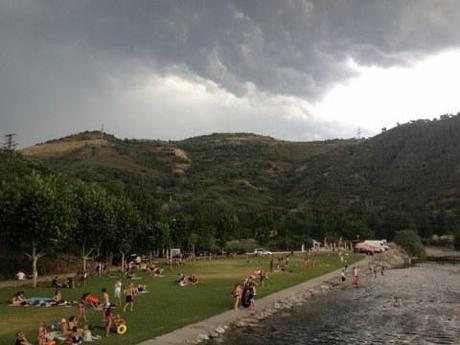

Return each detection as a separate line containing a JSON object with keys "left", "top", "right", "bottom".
{"left": 253, "top": 248, "right": 273, "bottom": 256}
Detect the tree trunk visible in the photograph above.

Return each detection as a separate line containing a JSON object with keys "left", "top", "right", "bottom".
{"left": 32, "top": 246, "right": 38, "bottom": 288}
{"left": 27, "top": 243, "right": 45, "bottom": 288}
{"left": 120, "top": 252, "right": 126, "bottom": 273}
{"left": 82, "top": 243, "right": 87, "bottom": 272}
{"left": 107, "top": 251, "right": 113, "bottom": 271}
{"left": 81, "top": 244, "right": 94, "bottom": 273}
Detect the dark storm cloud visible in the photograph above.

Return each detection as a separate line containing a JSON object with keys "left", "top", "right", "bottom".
{"left": 1, "top": 0, "right": 460, "bottom": 145}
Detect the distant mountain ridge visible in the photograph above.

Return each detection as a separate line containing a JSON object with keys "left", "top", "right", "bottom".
{"left": 20, "top": 114, "right": 460, "bottom": 239}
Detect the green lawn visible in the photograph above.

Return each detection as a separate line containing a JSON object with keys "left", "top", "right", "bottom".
{"left": 0, "top": 254, "right": 361, "bottom": 345}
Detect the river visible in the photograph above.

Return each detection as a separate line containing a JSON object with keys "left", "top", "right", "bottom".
{"left": 207, "top": 261, "right": 460, "bottom": 345}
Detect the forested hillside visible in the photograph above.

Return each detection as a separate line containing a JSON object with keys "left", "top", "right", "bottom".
{"left": 12, "top": 113, "right": 460, "bottom": 256}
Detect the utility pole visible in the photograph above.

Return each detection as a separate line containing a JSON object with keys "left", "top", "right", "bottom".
{"left": 356, "top": 127, "right": 362, "bottom": 139}
{"left": 4, "top": 133, "right": 18, "bottom": 151}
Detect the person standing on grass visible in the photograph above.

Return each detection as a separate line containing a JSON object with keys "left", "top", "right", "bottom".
{"left": 123, "top": 283, "right": 135, "bottom": 312}
{"left": 78, "top": 294, "right": 88, "bottom": 322}
{"left": 114, "top": 278, "right": 122, "bottom": 306}
{"left": 101, "top": 288, "right": 111, "bottom": 321}
{"left": 102, "top": 288, "right": 110, "bottom": 308}
{"left": 104, "top": 306, "right": 113, "bottom": 337}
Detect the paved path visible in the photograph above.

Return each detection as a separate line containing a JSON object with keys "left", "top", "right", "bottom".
{"left": 0, "top": 272, "right": 78, "bottom": 289}
{"left": 425, "top": 246, "right": 460, "bottom": 258}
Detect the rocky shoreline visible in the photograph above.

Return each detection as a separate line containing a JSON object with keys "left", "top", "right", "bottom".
{"left": 138, "top": 247, "right": 409, "bottom": 345}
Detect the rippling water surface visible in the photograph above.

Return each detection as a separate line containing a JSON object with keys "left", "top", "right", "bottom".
{"left": 208, "top": 262, "right": 460, "bottom": 345}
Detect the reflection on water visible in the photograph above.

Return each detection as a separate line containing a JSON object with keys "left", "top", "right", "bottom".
{"left": 208, "top": 263, "right": 460, "bottom": 345}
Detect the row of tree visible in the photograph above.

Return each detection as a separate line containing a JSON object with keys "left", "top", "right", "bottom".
{"left": 3, "top": 145, "right": 456, "bottom": 285}
{"left": 0, "top": 159, "right": 148, "bottom": 286}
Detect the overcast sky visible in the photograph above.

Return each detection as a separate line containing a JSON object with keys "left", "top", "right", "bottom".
{"left": 1, "top": 0, "right": 460, "bottom": 146}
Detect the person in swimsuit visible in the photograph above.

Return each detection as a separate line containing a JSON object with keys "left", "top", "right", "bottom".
{"left": 104, "top": 307, "right": 113, "bottom": 336}
{"left": 352, "top": 267, "right": 360, "bottom": 287}
{"left": 11, "top": 291, "right": 27, "bottom": 306}
{"left": 340, "top": 269, "right": 346, "bottom": 283}
{"left": 77, "top": 294, "right": 88, "bottom": 322}
{"left": 114, "top": 279, "right": 122, "bottom": 306}
{"left": 68, "top": 316, "right": 78, "bottom": 332}
{"left": 232, "top": 283, "right": 243, "bottom": 310}
{"left": 15, "top": 331, "right": 32, "bottom": 345}
{"left": 249, "top": 282, "right": 257, "bottom": 313}
{"left": 51, "top": 289, "right": 63, "bottom": 305}
{"left": 101, "top": 288, "right": 111, "bottom": 321}
{"left": 123, "top": 283, "right": 135, "bottom": 312}
{"left": 37, "top": 322, "right": 47, "bottom": 345}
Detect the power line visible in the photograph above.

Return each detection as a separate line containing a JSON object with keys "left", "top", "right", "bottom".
{"left": 4, "top": 133, "right": 18, "bottom": 150}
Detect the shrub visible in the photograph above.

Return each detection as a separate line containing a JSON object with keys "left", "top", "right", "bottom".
{"left": 394, "top": 229, "right": 425, "bottom": 257}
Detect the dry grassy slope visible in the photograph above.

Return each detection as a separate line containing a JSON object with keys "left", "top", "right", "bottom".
{"left": 20, "top": 132, "right": 355, "bottom": 176}
{"left": 19, "top": 131, "right": 359, "bottom": 213}
{"left": 21, "top": 132, "right": 172, "bottom": 175}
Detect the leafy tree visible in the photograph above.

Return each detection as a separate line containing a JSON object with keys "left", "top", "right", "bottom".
{"left": 344, "top": 220, "right": 372, "bottom": 240}
{"left": 73, "top": 182, "right": 115, "bottom": 272}
{"left": 111, "top": 195, "right": 143, "bottom": 271}
{"left": 0, "top": 172, "right": 76, "bottom": 286}
{"left": 187, "top": 232, "right": 199, "bottom": 257}
{"left": 394, "top": 229, "right": 425, "bottom": 257}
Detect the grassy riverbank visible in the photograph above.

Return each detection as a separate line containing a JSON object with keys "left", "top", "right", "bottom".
{"left": 0, "top": 254, "right": 361, "bottom": 345}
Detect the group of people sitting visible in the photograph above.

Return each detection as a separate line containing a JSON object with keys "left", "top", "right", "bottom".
{"left": 167, "top": 257, "right": 186, "bottom": 267}
{"left": 14, "top": 316, "right": 102, "bottom": 345}
{"left": 11, "top": 290, "right": 73, "bottom": 307}
{"left": 16, "top": 281, "right": 137, "bottom": 344}
{"left": 52, "top": 276, "right": 74, "bottom": 289}
{"left": 177, "top": 273, "right": 199, "bottom": 287}
{"left": 147, "top": 263, "right": 165, "bottom": 277}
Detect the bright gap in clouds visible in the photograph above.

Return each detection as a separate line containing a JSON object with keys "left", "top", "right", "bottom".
{"left": 114, "top": 72, "right": 352, "bottom": 141}
{"left": 113, "top": 50, "right": 460, "bottom": 142}
{"left": 312, "top": 50, "right": 460, "bottom": 137}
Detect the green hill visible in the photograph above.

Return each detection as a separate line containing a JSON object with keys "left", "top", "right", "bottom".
{"left": 18, "top": 113, "right": 460, "bottom": 245}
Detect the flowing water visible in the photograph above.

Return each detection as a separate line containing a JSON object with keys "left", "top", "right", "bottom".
{"left": 208, "top": 262, "right": 460, "bottom": 345}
